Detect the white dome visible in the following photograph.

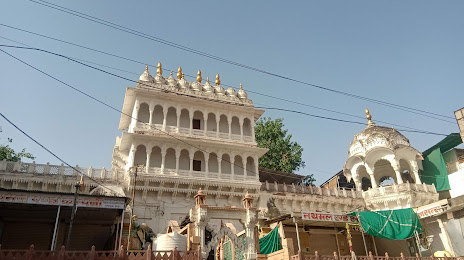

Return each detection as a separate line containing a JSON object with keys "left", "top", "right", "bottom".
{"left": 167, "top": 72, "right": 177, "bottom": 87}
{"left": 237, "top": 84, "right": 247, "bottom": 99}
{"left": 348, "top": 125, "right": 410, "bottom": 157}
{"left": 191, "top": 81, "right": 202, "bottom": 91}
{"left": 139, "top": 66, "right": 154, "bottom": 82}
{"left": 226, "top": 88, "right": 237, "bottom": 97}
{"left": 178, "top": 78, "right": 190, "bottom": 89}
{"left": 215, "top": 85, "right": 225, "bottom": 95}
{"left": 203, "top": 77, "right": 213, "bottom": 93}
{"left": 154, "top": 74, "right": 166, "bottom": 84}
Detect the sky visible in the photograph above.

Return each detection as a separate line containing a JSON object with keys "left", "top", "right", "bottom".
{"left": 0, "top": 1, "right": 463, "bottom": 185}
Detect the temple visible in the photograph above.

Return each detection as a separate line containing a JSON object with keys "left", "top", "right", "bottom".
{"left": 0, "top": 63, "right": 461, "bottom": 259}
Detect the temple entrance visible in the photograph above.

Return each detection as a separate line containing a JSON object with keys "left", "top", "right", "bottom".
{"left": 189, "top": 189, "right": 258, "bottom": 260}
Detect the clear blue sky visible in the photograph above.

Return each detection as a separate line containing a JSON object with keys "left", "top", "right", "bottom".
{"left": 1, "top": 1, "right": 463, "bottom": 185}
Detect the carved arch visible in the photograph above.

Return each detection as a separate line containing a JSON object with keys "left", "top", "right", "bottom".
{"left": 204, "top": 226, "right": 245, "bottom": 256}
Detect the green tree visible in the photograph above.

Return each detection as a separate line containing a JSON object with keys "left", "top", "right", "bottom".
{"left": 0, "top": 126, "right": 35, "bottom": 162}
{"left": 255, "top": 117, "right": 306, "bottom": 173}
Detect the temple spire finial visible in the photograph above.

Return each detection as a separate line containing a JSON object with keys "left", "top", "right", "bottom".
{"left": 177, "top": 67, "right": 182, "bottom": 80}
{"left": 206, "top": 76, "right": 210, "bottom": 83}
{"left": 240, "top": 83, "right": 243, "bottom": 89}
{"left": 365, "top": 108, "right": 375, "bottom": 127}
{"left": 156, "top": 62, "right": 162, "bottom": 75}
{"left": 197, "top": 70, "right": 202, "bottom": 83}
{"left": 145, "top": 65, "right": 149, "bottom": 72}
{"left": 215, "top": 74, "right": 221, "bottom": 86}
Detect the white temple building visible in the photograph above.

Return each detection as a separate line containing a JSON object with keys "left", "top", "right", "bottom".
{"left": 0, "top": 63, "right": 452, "bottom": 257}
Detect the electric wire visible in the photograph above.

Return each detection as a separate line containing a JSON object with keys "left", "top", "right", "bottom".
{"left": 22, "top": 0, "right": 456, "bottom": 121}
{"left": 0, "top": 40, "right": 451, "bottom": 135}
{"left": 0, "top": 112, "right": 127, "bottom": 195}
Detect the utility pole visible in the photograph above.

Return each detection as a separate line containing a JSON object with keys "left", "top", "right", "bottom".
{"left": 127, "top": 165, "right": 139, "bottom": 251}
{"left": 65, "top": 175, "right": 84, "bottom": 249}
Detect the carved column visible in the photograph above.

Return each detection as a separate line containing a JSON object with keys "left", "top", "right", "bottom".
{"left": 189, "top": 110, "right": 194, "bottom": 135}
{"left": 366, "top": 165, "right": 378, "bottom": 188}
{"left": 205, "top": 155, "right": 209, "bottom": 175}
{"left": 132, "top": 101, "right": 140, "bottom": 130}
{"left": 175, "top": 154, "right": 180, "bottom": 173}
{"left": 251, "top": 119, "right": 256, "bottom": 142}
{"left": 189, "top": 152, "right": 194, "bottom": 175}
{"left": 130, "top": 144, "right": 137, "bottom": 167}
{"left": 410, "top": 160, "right": 422, "bottom": 184}
{"left": 231, "top": 155, "right": 235, "bottom": 178}
{"left": 149, "top": 107, "right": 154, "bottom": 127}
{"left": 162, "top": 107, "right": 168, "bottom": 131}
{"left": 239, "top": 117, "right": 244, "bottom": 141}
{"left": 203, "top": 113, "right": 208, "bottom": 136}
{"left": 218, "top": 155, "right": 222, "bottom": 174}
{"left": 227, "top": 116, "right": 232, "bottom": 140}
{"left": 391, "top": 160, "right": 404, "bottom": 185}
{"left": 161, "top": 148, "right": 167, "bottom": 175}
{"left": 216, "top": 116, "right": 220, "bottom": 138}
{"left": 176, "top": 109, "right": 180, "bottom": 133}
{"left": 145, "top": 150, "right": 151, "bottom": 173}
{"left": 244, "top": 209, "right": 258, "bottom": 260}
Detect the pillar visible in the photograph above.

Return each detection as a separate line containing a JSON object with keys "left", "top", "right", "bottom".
{"left": 175, "top": 154, "right": 180, "bottom": 173}
{"left": 161, "top": 149, "right": 166, "bottom": 174}
{"left": 130, "top": 145, "right": 137, "bottom": 167}
{"left": 231, "top": 155, "right": 235, "bottom": 177}
{"left": 366, "top": 165, "right": 378, "bottom": 188}
{"left": 145, "top": 150, "right": 151, "bottom": 173}
{"left": 203, "top": 114, "right": 208, "bottom": 136}
{"left": 148, "top": 108, "right": 154, "bottom": 127}
{"left": 132, "top": 101, "right": 140, "bottom": 130}
{"left": 162, "top": 107, "right": 168, "bottom": 131}
{"left": 218, "top": 156, "right": 222, "bottom": 174}
{"left": 205, "top": 156, "right": 209, "bottom": 175}
{"left": 251, "top": 120, "right": 256, "bottom": 142}
{"left": 244, "top": 210, "right": 258, "bottom": 260}
{"left": 189, "top": 152, "right": 194, "bottom": 174}
{"left": 239, "top": 117, "right": 244, "bottom": 141}
{"left": 176, "top": 109, "right": 181, "bottom": 133}
{"left": 392, "top": 161, "right": 404, "bottom": 185}
{"left": 216, "top": 117, "right": 220, "bottom": 138}
{"left": 228, "top": 116, "right": 232, "bottom": 139}
{"left": 189, "top": 111, "right": 193, "bottom": 135}
{"left": 410, "top": 161, "right": 422, "bottom": 184}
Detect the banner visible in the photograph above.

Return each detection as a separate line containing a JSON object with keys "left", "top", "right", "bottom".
{"left": 0, "top": 191, "right": 125, "bottom": 209}
{"left": 302, "top": 212, "right": 358, "bottom": 223}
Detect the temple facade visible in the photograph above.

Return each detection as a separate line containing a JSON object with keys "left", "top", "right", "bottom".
{"left": 0, "top": 63, "right": 450, "bottom": 257}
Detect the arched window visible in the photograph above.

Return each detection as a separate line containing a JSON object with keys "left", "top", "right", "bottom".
{"left": 231, "top": 117, "right": 240, "bottom": 135}
{"left": 243, "top": 118, "right": 252, "bottom": 136}
{"left": 166, "top": 107, "right": 177, "bottom": 126}
{"left": 208, "top": 153, "right": 219, "bottom": 173}
{"left": 219, "top": 115, "right": 228, "bottom": 133}
{"left": 138, "top": 103, "right": 150, "bottom": 123}
{"left": 193, "top": 151, "right": 205, "bottom": 171}
{"left": 246, "top": 157, "right": 256, "bottom": 176}
{"left": 179, "top": 150, "right": 190, "bottom": 170}
{"left": 221, "top": 154, "right": 231, "bottom": 174}
{"left": 149, "top": 146, "right": 162, "bottom": 168}
{"left": 134, "top": 145, "right": 147, "bottom": 166}
{"left": 234, "top": 155, "right": 244, "bottom": 175}
{"left": 165, "top": 148, "right": 176, "bottom": 169}
{"left": 153, "top": 105, "right": 164, "bottom": 125}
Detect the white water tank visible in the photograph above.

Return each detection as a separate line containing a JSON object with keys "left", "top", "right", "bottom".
{"left": 155, "top": 232, "right": 187, "bottom": 251}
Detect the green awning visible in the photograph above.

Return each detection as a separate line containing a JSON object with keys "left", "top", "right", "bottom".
{"left": 259, "top": 226, "right": 281, "bottom": 254}
{"left": 349, "top": 209, "right": 422, "bottom": 240}
{"left": 421, "top": 133, "right": 461, "bottom": 191}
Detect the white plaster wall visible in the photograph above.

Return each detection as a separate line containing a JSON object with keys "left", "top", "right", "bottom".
{"left": 449, "top": 169, "right": 464, "bottom": 198}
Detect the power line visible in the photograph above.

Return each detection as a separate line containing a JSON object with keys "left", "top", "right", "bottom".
{"left": 22, "top": 0, "right": 456, "bottom": 121}
{"left": 0, "top": 44, "right": 451, "bottom": 137}
{"left": 0, "top": 48, "right": 262, "bottom": 179}
{"left": 0, "top": 112, "right": 126, "bottom": 196}
{"left": 0, "top": 39, "right": 452, "bottom": 135}
{"left": 0, "top": 26, "right": 455, "bottom": 126}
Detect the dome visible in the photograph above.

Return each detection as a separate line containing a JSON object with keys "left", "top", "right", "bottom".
{"left": 167, "top": 71, "right": 177, "bottom": 87}
{"left": 203, "top": 77, "right": 213, "bottom": 93}
{"left": 226, "top": 88, "right": 237, "bottom": 97}
{"left": 139, "top": 65, "right": 154, "bottom": 82}
{"left": 178, "top": 76, "right": 190, "bottom": 89}
{"left": 348, "top": 110, "right": 410, "bottom": 157}
{"left": 237, "top": 83, "right": 247, "bottom": 100}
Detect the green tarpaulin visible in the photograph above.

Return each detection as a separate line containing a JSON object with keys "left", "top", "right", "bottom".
{"left": 349, "top": 208, "right": 422, "bottom": 240}
{"left": 421, "top": 133, "right": 461, "bottom": 191}
{"left": 259, "top": 226, "right": 281, "bottom": 254}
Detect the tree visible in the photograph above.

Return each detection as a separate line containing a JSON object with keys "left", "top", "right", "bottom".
{"left": 297, "top": 174, "right": 316, "bottom": 186}
{"left": 0, "top": 126, "right": 35, "bottom": 162}
{"left": 255, "top": 117, "right": 306, "bottom": 173}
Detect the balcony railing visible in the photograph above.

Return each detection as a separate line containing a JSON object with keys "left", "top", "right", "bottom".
{"left": 260, "top": 181, "right": 363, "bottom": 198}
{"left": 133, "top": 122, "right": 255, "bottom": 144}
{"left": 138, "top": 166, "right": 259, "bottom": 182}
{"left": 363, "top": 182, "right": 437, "bottom": 199}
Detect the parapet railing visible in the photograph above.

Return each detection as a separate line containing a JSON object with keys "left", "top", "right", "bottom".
{"left": 0, "top": 245, "right": 201, "bottom": 260}
{"left": 292, "top": 251, "right": 462, "bottom": 260}
{"left": 0, "top": 160, "right": 116, "bottom": 180}
{"left": 260, "top": 181, "right": 363, "bottom": 199}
